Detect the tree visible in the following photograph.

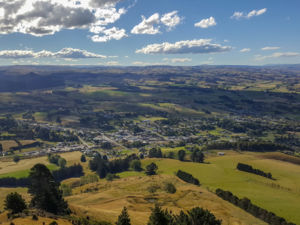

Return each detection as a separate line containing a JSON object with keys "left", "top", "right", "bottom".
{"left": 145, "top": 163, "right": 158, "bottom": 176}
{"left": 80, "top": 154, "right": 86, "bottom": 163}
{"left": 13, "top": 155, "right": 20, "bottom": 163}
{"left": 28, "top": 164, "right": 69, "bottom": 215}
{"left": 116, "top": 207, "right": 131, "bottom": 225}
{"left": 56, "top": 116, "right": 61, "bottom": 124}
{"left": 130, "top": 160, "right": 142, "bottom": 171}
{"left": 175, "top": 207, "right": 221, "bottom": 225}
{"left": 4, "top": 192, "right": 27, "bottom": 214}
{"left": 58, "top": 157, "right": 67, "bottom": 168}
{"left": 190, "top": 149, "right": 204, "bottom": 163}
{"left": 149, "top": 148, "right": 163, "bottom": 158}
{"left": 177, "top": 150, "right": 186, "bottom": 161}
{"left": 147, "top": 205, "right": 173, "bottom": 225}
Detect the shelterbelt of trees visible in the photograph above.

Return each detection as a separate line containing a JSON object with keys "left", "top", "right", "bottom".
{"left": 0, "top": 164, "right": 83, "bottom": 187}
{"left": 237, "top": 163, "right": 273, "bottom": 180}
{"left": 205, "top": 141, "right": 291, "bottom": 152}
{"left": 216, "top": 189, "right": 296, "bottom": 225}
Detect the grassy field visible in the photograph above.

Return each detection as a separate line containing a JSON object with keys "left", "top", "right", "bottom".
{"left": 137, "top": 151, "right": 300, "bottom": 224}
{"left": 0, "top": 151, "right": 299, "bottom": 224}
{"left": 67, "top": 175, "right": 266, "bottom": 225}
{"left": 0, "top": 212, "right": 72, "bottom": 225}
{"left": 0, "top": 151, "right": 83, "bottom": 177}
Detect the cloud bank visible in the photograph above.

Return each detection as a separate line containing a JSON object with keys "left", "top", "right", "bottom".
{"left": 255, "top": 52, "right": 299, "bottom": 61}
{"left": 136, "top": 39, "right": 232, "bottom": 54}
{"left": 0, "top": 48, "right": 106, "bottom": 59}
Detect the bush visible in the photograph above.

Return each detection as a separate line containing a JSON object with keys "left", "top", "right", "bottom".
{"left": 130, "top": 160, "right": 142, "bottom": 171}
{"left": 32, "top": 214, "right": 38, "bottom": 220}
{"left": 147, "top": 184, "right": 160, "bottom": 194}
{"left": 4, "top": 192, "right": 27, "bottom": 214}
{"left": 81, "top": 154, "right": 87, "bottom": 162}
{"left": 145, "top": 163, "right": 158, "bottom": 176}
{"left": 164, "top": 182, "right": 176, "bottom": 194}
{"left": 13, "top": 155, "right": 20, "bottom": 163}
{"left": 49, "top": 221, "right": 58, "bottom": 225}
{"left": 106, "top": 173, "right": 120, "bottom": 181}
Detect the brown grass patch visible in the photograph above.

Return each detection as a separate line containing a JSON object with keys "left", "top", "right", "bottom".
{"left": 67, "top": 175, "right": 266, "bottom": 225}
{"left": 260, "top": 152, "right": 300, "bottom": 166}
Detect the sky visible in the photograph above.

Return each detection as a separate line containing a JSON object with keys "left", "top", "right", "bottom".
{"left": 0, "top": 0, "right": 299, "bottom": 66}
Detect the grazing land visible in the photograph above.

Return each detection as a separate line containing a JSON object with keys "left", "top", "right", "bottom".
{"left": 0, "top": 65, "right": 300, "bottom": 224}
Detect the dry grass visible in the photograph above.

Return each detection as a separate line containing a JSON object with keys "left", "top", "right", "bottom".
{"left": 0, "top": 212, "right": 72, "bottom": 225}
{"left": 0, "top": 140, "right": 18, "bottom": 152}
{"left": 67, "top": 175, "right": 266, "bottom": 225}
{"left": 259, "top": 152, "right": 300, "bottom": 165}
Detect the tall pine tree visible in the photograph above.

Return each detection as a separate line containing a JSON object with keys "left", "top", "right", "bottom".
{"left": 116, "top": 207, "right": 131, "bottom": 225}
{"left": 28, "top": 164, "right": 69, "bottom": 215}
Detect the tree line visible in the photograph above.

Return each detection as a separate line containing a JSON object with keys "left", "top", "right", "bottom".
{"left": 216, "top": 188, "right": 295, "bottom": 225}
{"left": 205, "top": 141, "right": 290, "bottom": 152}
{"left": 89, "top": 154, "right": 139, "bottom": 179}
{"left": 237, "top": 163, "right": 273, "bottom": 180}
{"left": 0, "top": 164, "right": 84, "bottom": 187}
{"left": 71, "top": 205, "right": 221, "bottom": 225}
{"left": 176, "top": 170, "right": 200, "bottom": 186}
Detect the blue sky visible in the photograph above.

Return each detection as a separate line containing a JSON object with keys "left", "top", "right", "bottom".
{"left": 0, "top": 0, "right": 299, "bottom": 66}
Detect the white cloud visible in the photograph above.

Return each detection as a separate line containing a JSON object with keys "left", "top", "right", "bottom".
{"left": 131, "top": 13, "right": 160, "bottom": 35}
{"left": 194, "top": 17, "right": 216, "bottom": 28}
{"left": 131, "top": 61, "right": 162, "bottom": 66}
{"left": 261, "top": 46, "right": 280, "bottom": 51}
{"left": 136, "top": 39, "right": 232, "bottom": 54}
{"left": 131, "top": 11, "right": 182, "bottom": 34}
{"left": 255, "top": 52, "right": 300, "bottom": 61}
{"left": 163, "top": 57, "right": 191, "bottom": 63}
{"left": 106, "top": 60, "right": 120, "bottom": 65}
{"left": 161, "top": 11, "right": 182, "bottom": 30}
{"left": 0, "top": 0, "right": 127, "bottom": 40}
{"left": 231, "top": 8, "right": 267, "bottom": 20}
{"left": 0, "top": 48, "right": 106, "bottom": 59}
{"left": 240, "top": 48, "right": 251, "bottom": 53}
{"left": 91, "top": 27, "right": 127, "bottom": 42}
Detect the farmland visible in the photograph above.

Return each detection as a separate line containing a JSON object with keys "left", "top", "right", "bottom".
{"left": 0, "top": 65, "right": 300, "bottom": 224}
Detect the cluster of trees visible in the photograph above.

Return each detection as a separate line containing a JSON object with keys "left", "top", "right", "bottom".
{"left": 115, "top": 205, "right": 221, "bottom": 225}
{"left": 0, "top": 164, "right": 84, "bottom": 187}
{"left": 145, "top": 163, "right": 158, "bottom": 176}
{"left": 48, "top": 154, "right": 67, "bottom": 168}
{"left": 205, "top": 141, "right": 290, "bottom": 152}
{"left": 149, "top": 147, "right": 163, "bottom": 158}
{"left": 9, "top": 141, "right": 41, "bottom": 151}
{"left": 52, "top": 164, "right": 84, "bottom": 182}
{"left": 89, "top": 154, "right": 139, "bottom": 178}
{"left": 190, "top": 147, "right": 205, "bottom": 163}
{"left": 237, "top": 163, "right": 273, "bottom": 179}
{"left": 4, "top": 164, "right": 70, "bottom": 216}
{"left": 176, "top": 170, "right": 200, "bottom": 186}
{"left": 216, "top": 189, "right": 295, "bottom": 225}
{"left": 0, "top": 177, "right": 30, "bottom": 187}
{"left": 34, "top": 126, "right": 78, "bottom": 142}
